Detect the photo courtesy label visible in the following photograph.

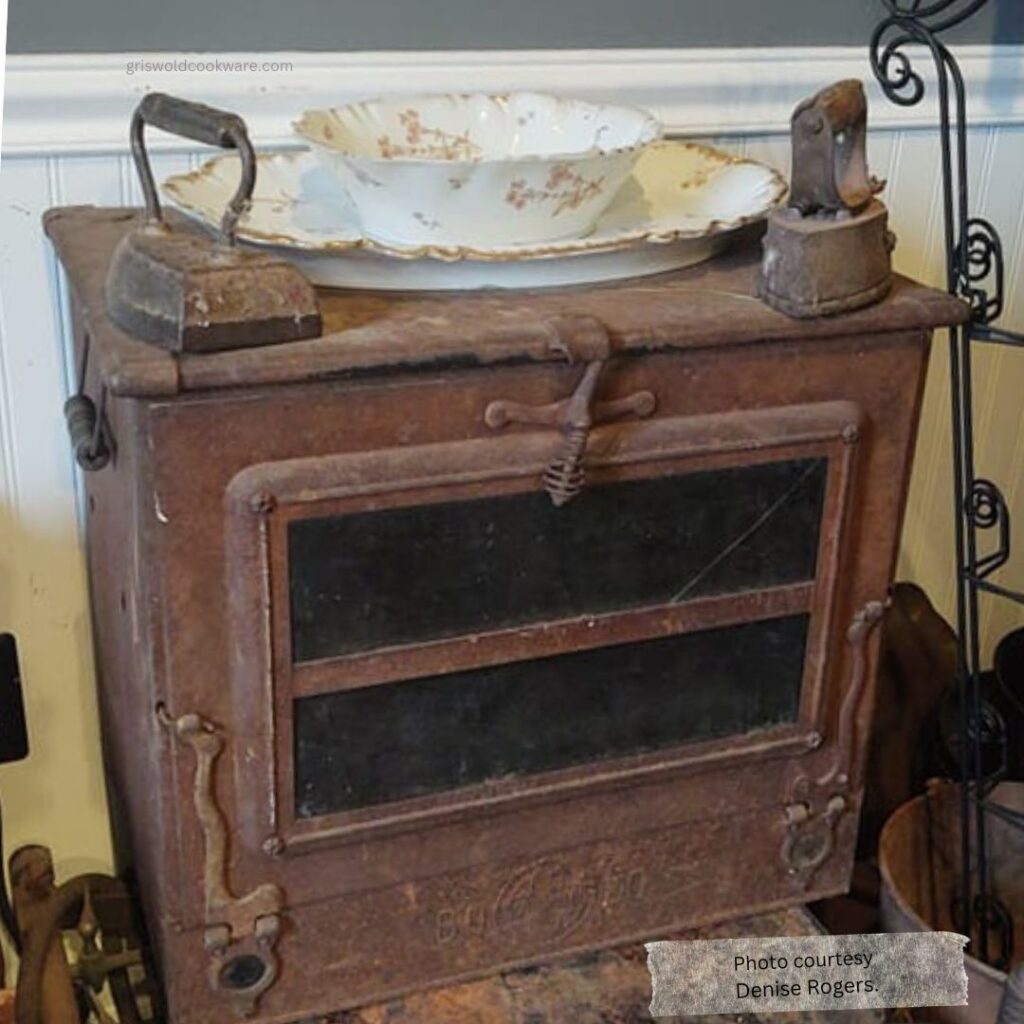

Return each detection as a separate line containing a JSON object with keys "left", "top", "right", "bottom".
{"left": 646, "top": 932, "right": 968, "bottom": 1016}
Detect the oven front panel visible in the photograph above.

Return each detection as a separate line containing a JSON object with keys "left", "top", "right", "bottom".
{"left": 162, "top": 789, "right": 863, "bottom": 1024}
{"left": 225, "top": 398, "right": 860, "bottom": 857}
{"left": 131, "top": 329, "right": 935, "bottom": 1024}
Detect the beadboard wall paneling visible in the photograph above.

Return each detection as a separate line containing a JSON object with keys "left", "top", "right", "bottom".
{"left": 7, "top": 47, "right": 1024, "bottom": 156}
{"left": 2, "top": 47, "right": 1023, "bottom": 888}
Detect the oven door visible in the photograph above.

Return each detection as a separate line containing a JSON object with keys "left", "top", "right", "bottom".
{"left": 225, "top": 398, "right": 860, "bottom": 857}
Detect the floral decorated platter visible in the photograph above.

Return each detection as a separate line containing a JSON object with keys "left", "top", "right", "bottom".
{"left": 162, "top": 141, "right": 786, "bottom": 291}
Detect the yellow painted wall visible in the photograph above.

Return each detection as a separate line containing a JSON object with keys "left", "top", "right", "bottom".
{"left": 0, "top": 156, "right": 116, "bottom": 975}
{"left": 886, "top": 127, "right": 1024, "bottom": 659}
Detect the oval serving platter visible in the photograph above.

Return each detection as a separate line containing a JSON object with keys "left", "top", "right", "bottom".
{"left": 162, "top": 140, "right": 786, "bottom": 291}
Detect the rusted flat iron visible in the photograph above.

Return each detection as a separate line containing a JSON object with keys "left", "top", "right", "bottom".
{"left": 105, "top": 93, "right": 321, "bottom": 352}
{"left": 760, "top": 80, "right": 895, "bottom": 319}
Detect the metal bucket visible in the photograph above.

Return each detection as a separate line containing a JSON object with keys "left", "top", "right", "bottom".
{"left": 878, "top": 780, "right": 1024, "bottom": 1024}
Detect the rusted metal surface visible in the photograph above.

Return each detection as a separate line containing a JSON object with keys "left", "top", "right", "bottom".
{"left": 159, "top": 709, "right": 284, "bottom": 1017}
{"left": 45, "top": 206, "right": 966, "bottom": 398}
{"left": 323, "top": 906, "right": 883, "bottom": 1024}
{"left": 484, "top": 316, "right": 656, "bottom": 505}
{"left": 84, "top": 330, "right": 931, "bottom": 1023}
{"left": 220, "top": 399, "right": 860, "bottom": 861}
{"left": 761, "top": 200, "right": 896, "bottom": 319}
{"left": 49, "top": 200, "right": 965, "bottom": 1023}
{"left": 787, "top": 80, "right": 879, "bottom": 216}
{"left": 760, "top": 81, "right": 895, "bottom": 319}
{"left": 103, "top": 95, "right": 320, "bottom": 353}
{"left": 781, "top": 600, "right": 886, "bottom": 887}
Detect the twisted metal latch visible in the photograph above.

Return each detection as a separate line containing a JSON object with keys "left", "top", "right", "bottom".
{"left": 484, "top": 316, "right": 656, "bottom": 506}
{"left": 157, "top": 706, "right": 284, "bottom": 1017}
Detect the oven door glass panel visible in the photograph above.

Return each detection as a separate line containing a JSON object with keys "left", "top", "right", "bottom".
{"left": 289, "top": 458, "right": 827, "bottom": 662}
{"left": 294, "top": 613, "right": 808, "bottom": 817}
{"left": 226, "top": 400, "right": 861, "bottom": 846}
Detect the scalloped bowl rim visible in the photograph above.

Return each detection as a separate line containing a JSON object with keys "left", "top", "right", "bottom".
{"left": 292, "top": 91, "right": 664, "bottom": 166}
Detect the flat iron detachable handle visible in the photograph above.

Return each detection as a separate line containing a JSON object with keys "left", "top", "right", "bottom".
{"left": 130, "top": 92, "right": 256, "bottom": 244}
{"left": 788, "top": 79, "right": 879, "bottom": 216}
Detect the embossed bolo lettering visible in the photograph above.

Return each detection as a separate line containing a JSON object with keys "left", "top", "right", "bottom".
{"left": 433, "top": 856, "right": 647, "bottom": 948}
{"left": 435, "top": 902, "right": 488, "bottom": 946}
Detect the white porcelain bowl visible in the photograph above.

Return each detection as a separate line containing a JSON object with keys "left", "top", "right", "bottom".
{"left": 292, "top": 91, "right": 662, "bottom": 247}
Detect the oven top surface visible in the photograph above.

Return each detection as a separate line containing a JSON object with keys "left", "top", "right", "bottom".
{"left": 44, "top": 205, "right": 967, "bottom": 399}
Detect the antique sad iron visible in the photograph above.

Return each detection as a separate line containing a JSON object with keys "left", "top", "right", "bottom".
{"left": 105, "top": 93, "right": 321, "bottom": 352}
{"left": 760, "top": 80, "right": 895, "bottom": 318}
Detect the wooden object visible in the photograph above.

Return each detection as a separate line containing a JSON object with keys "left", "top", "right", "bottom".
{"left": 880, "top": 781, "right": 1024, "bottom": 1024}
{"left": 45, "top": 205, "right": 966, "bottom": 1024}
{"left": 13, "top": 870, "right": 151, "bottom": 1024}
{"left": 9, "top": 848, "right": 77, "bottom": 1024}
{"left": 858, "top": 582, "right": 957, "bottom": 857}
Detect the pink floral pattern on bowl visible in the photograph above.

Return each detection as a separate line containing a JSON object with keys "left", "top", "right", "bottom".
{"left": 293, "top": 91, "right": 662, "bottom": 247}
{"left": 505, "top": 164, "right": 606, "bottom": 216}
{"left": 376, "top": 109, "right": 483, "bottom": 161}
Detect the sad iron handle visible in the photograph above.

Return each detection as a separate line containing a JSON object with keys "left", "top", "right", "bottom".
{"left": 130, "top": 92, "right": 256, "bottom": 244}
{"left": 788, "top": 79, "right": 875, "bottom": 216}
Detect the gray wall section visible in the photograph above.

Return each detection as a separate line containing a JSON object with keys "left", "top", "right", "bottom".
{"left": 7, "top": 0, "right": 1024, "bottom": 54}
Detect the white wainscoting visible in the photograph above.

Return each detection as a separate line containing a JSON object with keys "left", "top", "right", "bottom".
{"left": 1, "top": 47, "right": 1023, "bottom": 884}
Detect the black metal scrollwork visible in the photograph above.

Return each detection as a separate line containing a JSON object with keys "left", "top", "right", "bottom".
{"left": 966, "top": 479, "right": 1011, "bottom": 580}
{"left": 879, "top": 0, "right": 992, "bottom": 33}
{"left": 960, "top": 218, "right": 1005, "bottom": 325}
{"left": 869, "top": 0, "right": 1024, "bottom": 968}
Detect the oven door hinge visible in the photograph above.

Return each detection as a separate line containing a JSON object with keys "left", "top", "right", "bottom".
{"left": 159, "top": 707, "right": 284, "bottom": 1017}
{"left": 781, "top": 599, "right": 887, "bottom": 887}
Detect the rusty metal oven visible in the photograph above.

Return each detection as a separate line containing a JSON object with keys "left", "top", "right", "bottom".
{"left": 44, "top": 206, "right": 966, "bottom": 1024}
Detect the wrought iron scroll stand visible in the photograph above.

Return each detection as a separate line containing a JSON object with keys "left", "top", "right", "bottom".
{"left": 870, "top": 0, "right": 1024, "bottom": 969}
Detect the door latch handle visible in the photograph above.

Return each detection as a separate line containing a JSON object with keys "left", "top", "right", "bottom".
{"left": 158, "top": 706, "right": 284, "bottom": 1017}
{"left": 484, "top": 317, "right": 656, "bottom": 506}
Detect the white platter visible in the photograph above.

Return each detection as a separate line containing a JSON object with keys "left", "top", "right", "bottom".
{"left": 162, "top": 141, "right": 786, "bottom": 291}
